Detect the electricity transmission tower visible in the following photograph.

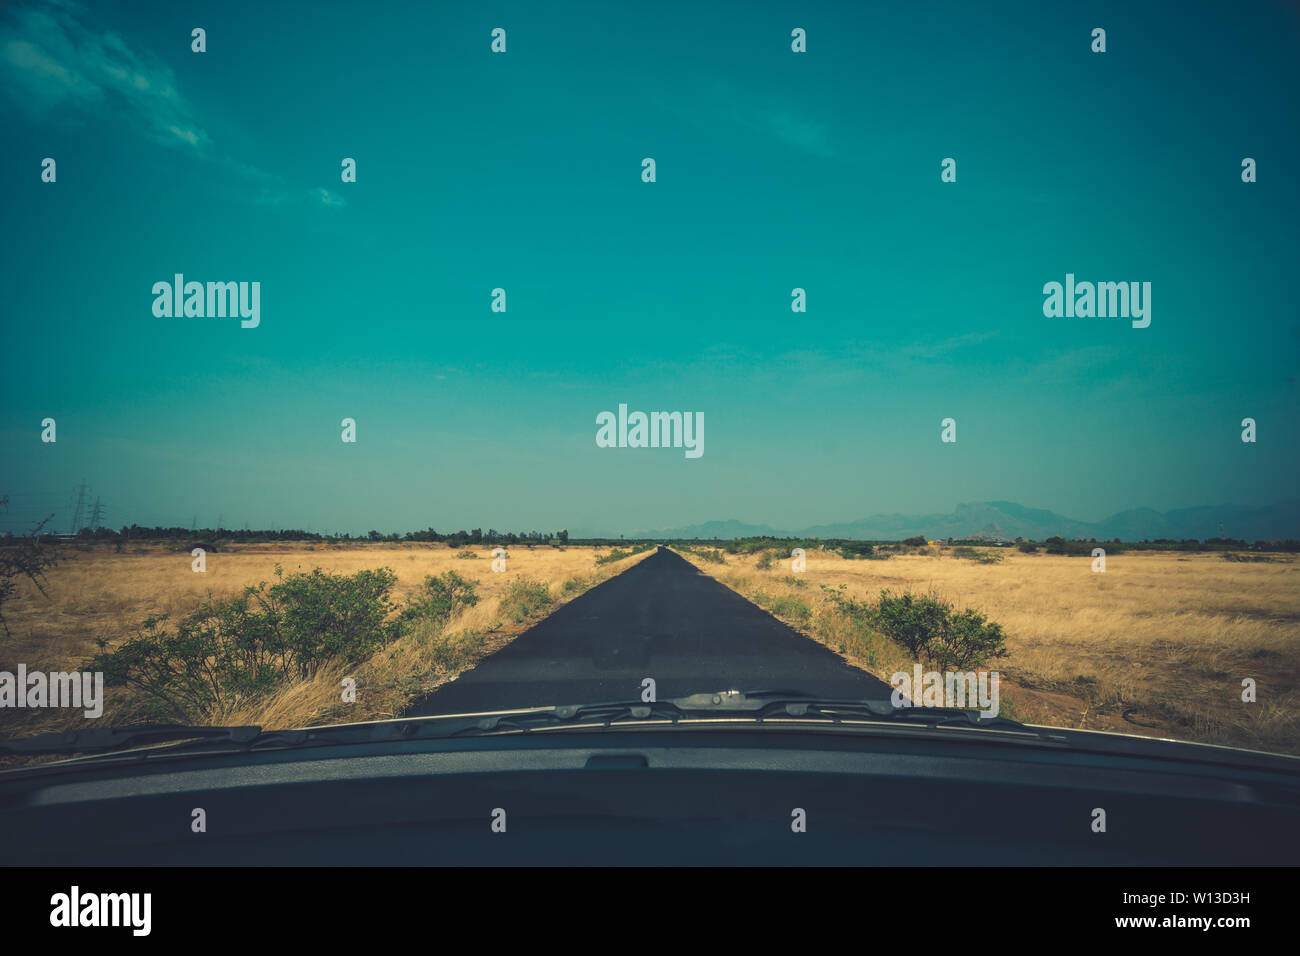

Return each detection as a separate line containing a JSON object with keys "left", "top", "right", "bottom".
{"left": 88, "top": 497, "right": 105, "bottom": 529}
{"left": 70, "top": 480, "right": 88, "bottom": 534}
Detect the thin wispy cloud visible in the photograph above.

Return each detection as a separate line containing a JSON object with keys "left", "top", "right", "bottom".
{"left": 0, "top": 0, "right": 339, "bottom": 207}
{"left": 314, "top": 187, "right": 346, "bottom": 207}
{"left": 254, "top": 185, "right": 348, "bottom": 209}
{"left": 0, "top": 0, "right": 209, "bottom": 151}
{"left": 753, "top": 103, "right": 835, "bottom": 158}
{"left": 650, "top": 77, "right": 837, "bottom": 159}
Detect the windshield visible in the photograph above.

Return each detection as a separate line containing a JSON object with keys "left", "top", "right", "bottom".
{"left": 1, "top": 0, "right": 1298, "bottom": 771}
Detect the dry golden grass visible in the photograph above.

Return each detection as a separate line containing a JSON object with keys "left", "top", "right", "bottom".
{"left": 676, "top": 546, "right": 1300, "bottom": 755}
{"left": 0, "top": 541, "right": 654, "bottom": 739}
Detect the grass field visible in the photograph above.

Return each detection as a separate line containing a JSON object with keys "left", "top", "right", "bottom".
{"left": 0, "top": 541, "right": 653, "bottom": 739}
{"left": 4, "top": 540, "right": 1297, "bottom": 757}
{"left": 675, "top": 545, "right": 1300, "bottom": 756}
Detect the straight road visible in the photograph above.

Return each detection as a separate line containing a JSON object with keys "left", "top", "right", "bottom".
{"left": 408, "top": 546, "right": 892, "bottom": 714}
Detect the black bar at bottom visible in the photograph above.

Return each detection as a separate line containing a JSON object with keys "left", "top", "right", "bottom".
{"left": 4, "top": 865, "right": 1286, "bottom": 941}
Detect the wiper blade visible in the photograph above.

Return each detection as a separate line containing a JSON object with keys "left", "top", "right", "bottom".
{"left": 452, "top": 689, "right": 1053, "bottom": 739}
{"left": 0, "top": 690, "right": 1059, "bottom": 770}
{"left": 0, "top": 724, "right": 263, "bottom": 756}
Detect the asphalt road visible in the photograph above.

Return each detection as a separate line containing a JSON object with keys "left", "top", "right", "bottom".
{"left": 408, "top": 546, "right": 892, "bottom": 715}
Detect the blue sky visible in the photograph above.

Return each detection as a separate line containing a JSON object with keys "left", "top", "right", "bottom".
{"left": 2, "top": 0, "right": 1297, "bottom": 536}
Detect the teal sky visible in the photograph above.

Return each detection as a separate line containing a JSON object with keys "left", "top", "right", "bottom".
{"left": 2, "top": 0, "right": 1298, "bottom": 536}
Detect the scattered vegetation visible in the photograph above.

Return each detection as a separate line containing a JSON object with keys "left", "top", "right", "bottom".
{"left": 679, "top": 546, "right": 726, "bottom": 564}
{"left": 595, "top": 543, "right": 654, "bottom": 565}
{"left": 0, "top": 542, "right": 660, "bottom": 752}
{"left": 951, "top": 546, "right": 1005, "bottom": 564}
{"left": 675, "top": 543, "right": 1299, "bottom": 755}
{"left": 1043, "top": 536, "right": 1123, "bottom": 556}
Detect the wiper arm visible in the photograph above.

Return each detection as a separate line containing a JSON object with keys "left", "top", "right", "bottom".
{"left": 464, "top": 698, "right": 689, "bottom": 734}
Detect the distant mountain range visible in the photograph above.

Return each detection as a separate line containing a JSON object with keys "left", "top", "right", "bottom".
{"left": 619, "top": 499, "right": 1300, "bottom": 542}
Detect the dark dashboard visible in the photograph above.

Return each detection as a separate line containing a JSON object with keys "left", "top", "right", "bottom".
{"left": 4, "top": 725, "right": 1296, "bottom": 866}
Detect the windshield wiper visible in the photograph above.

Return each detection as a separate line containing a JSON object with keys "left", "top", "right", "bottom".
{"left": 0, "top": 690, "right": 1054, "bottom": 765}
{"left": 470, "top": 690, "right": 1049, "bottom": 737}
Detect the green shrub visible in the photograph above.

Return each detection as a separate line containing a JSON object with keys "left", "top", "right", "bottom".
{"left": 87, "top": 564, "right": 407, "bottom": 720}
{"left": 265, "top": 566, "right": 401, "bottom": 674}
{"left": 87, "top": 566, "right": 486, "bottom": 722}
{"left": 872, "top": 589, "right": 1006, "bottom": 670}
{"left": 755, "top": 551, "right": 775, "bottom": 570}
{"left": 837, "top": 541, "right": 875, "bottom": 559}
{"left": 870, "top": 589, "right": 949, "bottom": 658}
{"left": 456, "top": 550, "right": 479, "bottom": 559}
{"left": 926, "top": 604, "right": 1008, "bottom": 670}
{"left": 500, "top": 577, "right": 553, "bottom": 622}
{"left": 400, "top": 570, "right": 479, "bottom": 627}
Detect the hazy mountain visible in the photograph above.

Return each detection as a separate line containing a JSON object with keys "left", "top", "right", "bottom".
{"left": 1160, "top": 500, "right": 1300, "bottom": 541}
{"left": 621, "top": 499, "right": 1300, "bottom": 542}
{"left": 803, "top": 501, "right": 1096, "bottom": 541}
